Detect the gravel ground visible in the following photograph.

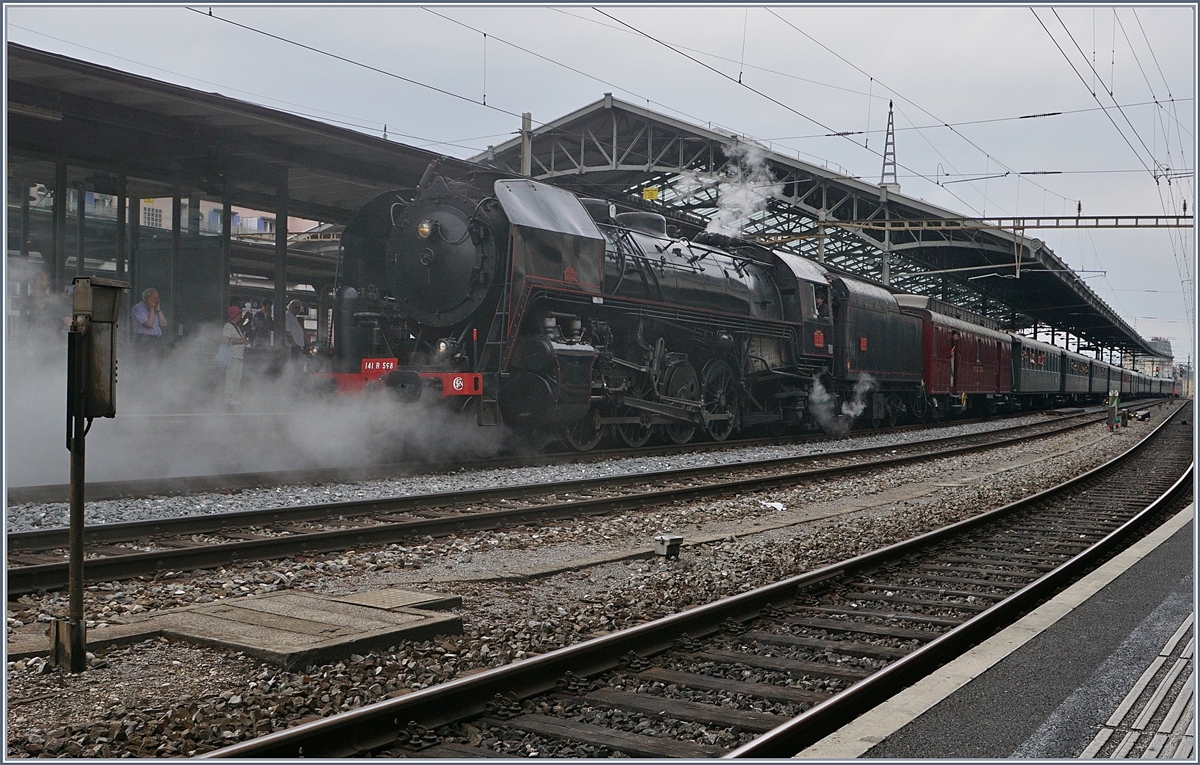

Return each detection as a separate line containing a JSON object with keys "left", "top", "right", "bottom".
{"left": 7, "top": 412, "right": 1069, "bottom": 532}
{"left": 4, "top": 404, "right": 1181, "bottom": 758}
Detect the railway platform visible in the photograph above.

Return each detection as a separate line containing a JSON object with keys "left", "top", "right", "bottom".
{"left": 798, "top": 502, "right": 1194, "bottom": 759}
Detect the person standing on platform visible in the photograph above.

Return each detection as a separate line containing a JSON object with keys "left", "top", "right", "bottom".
{"left": 221, "top": 305, "right": 248, "bottom": 407}
{"left": 250, "top": 299, "right": 274, "bottom": 348}
{"left": 130, "top": 287, "right": 167, "bottom": 360}
{"left": 284, "top": 300, "right": 306, "bottom": 357}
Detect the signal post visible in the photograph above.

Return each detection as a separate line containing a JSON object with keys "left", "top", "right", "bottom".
{"left": 49, "top": 277, "right": 128, "bottom": 673}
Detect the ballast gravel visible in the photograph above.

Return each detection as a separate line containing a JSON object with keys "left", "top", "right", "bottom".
{"left": 4, "top": 404, "right": 1181, "bottom": 758}
{"left": 8, "top": 412, "right": 1064, "bottom": 533}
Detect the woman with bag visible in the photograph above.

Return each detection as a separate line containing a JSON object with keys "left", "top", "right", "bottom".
{"left": 218, "top": 305, "right": 248, "bottom": 407}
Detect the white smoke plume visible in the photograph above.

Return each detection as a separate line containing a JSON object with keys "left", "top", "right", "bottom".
{"left": 706, "top": 142, "right": 782, "bottom": 236}
{"left": 669, "top": 169, "right": 717, "bottom": 209}
{"left": 5, "top": 320, "right": 505, "bottom": 488}
{"left": 808, "top": 373, "right": 877, "bottom": 435}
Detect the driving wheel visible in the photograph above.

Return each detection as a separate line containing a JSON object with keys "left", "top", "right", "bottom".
{"left": 564, "top": 406, "right": 605, "bottom": 452}
{"left": 701, "top": 359, "right": 738, "bottom": 441}
{"left": 662, "top": 360, "right": 699, "bottom": 444}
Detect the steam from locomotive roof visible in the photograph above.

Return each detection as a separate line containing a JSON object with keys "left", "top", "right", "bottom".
{"left": 705, "top": 144, "right": 783, "bottom": 237}
{"left": 669, "top": 143, "right": 783, "bottom": 238}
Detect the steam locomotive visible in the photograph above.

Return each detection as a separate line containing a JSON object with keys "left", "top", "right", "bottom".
{"left": 315, "top": 166, "right": 1174, "bottom": 450}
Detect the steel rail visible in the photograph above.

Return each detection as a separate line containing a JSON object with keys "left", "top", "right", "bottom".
{"left": 727, "top": 461, "right": 1194, "bottom": 757}
{"left": 6, "top": 411, "right": 1108, "bottom": 595}
{"left": 8, "top": 431, "right": 815, "bottom": 505}
{"left": 7, "top": 409, "right": 1102, "bottom": 552}
{"left": 203, "top": 403, "right": 1189, "bottom": 758}
{"left": 7, "top": 404, "right": 1127, "bottom": 505}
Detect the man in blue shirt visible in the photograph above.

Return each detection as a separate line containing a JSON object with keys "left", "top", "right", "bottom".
{"left": 130, "top": 287, "right": 167, "bottom": 358}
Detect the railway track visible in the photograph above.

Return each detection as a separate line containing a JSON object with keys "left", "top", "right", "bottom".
{"left": 7, "top": 409, "right": 1116, "bottom": 595}
{"left": 8, "top": 405, "right": 1139, "bottom": 505}
{"left": 205, "top": 401, "right": 1192, "bottom": 758}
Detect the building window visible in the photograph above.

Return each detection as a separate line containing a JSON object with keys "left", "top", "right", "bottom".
{"left": 143, "top": 207, "right": 163, "bottom": 228}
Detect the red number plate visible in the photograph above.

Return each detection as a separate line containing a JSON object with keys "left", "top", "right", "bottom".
{"left": 361, "top": 358, "right": 398, "bottom": 374}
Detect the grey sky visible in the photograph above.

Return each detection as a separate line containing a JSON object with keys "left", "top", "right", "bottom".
{"left": 6, "top": 4, "right": 1196, "bottom": 362}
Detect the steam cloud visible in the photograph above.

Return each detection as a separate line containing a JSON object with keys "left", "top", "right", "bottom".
{"left": 6, "top": 320, "right": 506, "bottom": 488}
{"left": 669, "top": 142, "right": 782, "bottom": 237}
{"left": 808, "top": 374, "right": 877, "bottom": 435}
{"left": 706, "top": 144, "right": 782, "bottom": 236}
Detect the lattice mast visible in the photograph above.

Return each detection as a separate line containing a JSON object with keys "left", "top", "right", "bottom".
{"left": 880, "top": 100, "right": 898, "bottom": 189}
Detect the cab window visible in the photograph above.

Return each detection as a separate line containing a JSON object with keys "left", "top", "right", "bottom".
{"left": 808, "top": 283, "right": 831, "bottom": 320}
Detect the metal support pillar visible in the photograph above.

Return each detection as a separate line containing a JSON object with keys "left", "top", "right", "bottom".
{"left": 187, "top": 192, "right": 200, "bottom": 236}
{"left": 520, "top": 113, "right": 532, "bottom": 177}
{"left": 171, "top": 176, "right": 182, "bottom": 338}
{"left": 274, "top": 174, "right": 289, "bottom": 339}
{"left": 115, "top": 175, "right": 127, "bottom": 283}
{"left": 817, "top": 186, "right": 827, "bottom": 263}
{"left": 880, "top": 200, "right": 891, "bottom": 286}
{"left": 20, "top": 178, "right": 30, "bottom": 259}
{"left": 52, "top": 154, "right": 67, "bottom": 290}
{"left": 75, "top": 182, "right": 86, "bottom": 277}
{"left": 128, "top": 197, "right": 140, "bottom": 305}
{"left": 221, "top": 185, "right": 232, "bottom": 311}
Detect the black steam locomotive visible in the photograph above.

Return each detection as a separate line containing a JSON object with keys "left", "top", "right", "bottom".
{"left": 316, "top": 167, "right": 1167, "bottom": 451}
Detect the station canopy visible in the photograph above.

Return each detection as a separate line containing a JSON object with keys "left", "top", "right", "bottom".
{"left": 6, "top": 44, "right": 1158, "bottom": 356}
{"left": 6, "top": 43, "right": 488, "bottom": 222}
{"left": 474, "top": 95, "right": 1159, "bottom": 358}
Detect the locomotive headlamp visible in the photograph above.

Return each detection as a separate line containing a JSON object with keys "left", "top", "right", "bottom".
{"left": 435, "top": 338, "right": 458, "bottom": 357}
{"left": 416, "top": 220, "right": 435, "bottom": 238}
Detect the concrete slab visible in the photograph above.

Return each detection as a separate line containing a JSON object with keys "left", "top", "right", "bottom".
{"left": 6, "top": 588, "right": 462, "bottom": 668}
{"left": 333, "top": 588, "right": 461, "bottom": 611}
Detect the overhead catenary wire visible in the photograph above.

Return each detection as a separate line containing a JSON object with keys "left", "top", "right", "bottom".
{"left": 765, "top": 8, "right": 1083, "bottom": 215}
{"left": 549, "top": 6, "right": 891, "bottom": 102}
{"left": 761, "top": 7, "right": 1188, "bottom": 348}
{"left": 763, "top": 99, "right": 1189, "bottom": 141}
{"left": 1114, "top": 11, "right": 1194, "bottom": 140}
{"left": 1115, "top": 8, "right": 1193, "bottom": 345}
{"left": 189, "top": 7, "right": 527, "bottom": 122}
{"left": 188, "top": 6, "right": 681, "bottom": 164}
{"left": 1051, "top": 8, "right": 1164, "bottom": 178}
{"left": 6, "top": 21, "right": 489, "bottom": 152}
{"left": 589, "top": 7, "right": 984, "bottom": 217}
{"left": 1031, "top": 8, "right": 1156, "bottom": 181}
{"left": 738, "top": 7, "right": 748, "bottom": 84}
{"left": 422, "top": 8, "right": 719, "bottom": 135}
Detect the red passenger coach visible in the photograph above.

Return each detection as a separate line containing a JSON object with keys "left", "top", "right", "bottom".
{"left": 897, "top": 295, "right": 1012, "bottom": 414}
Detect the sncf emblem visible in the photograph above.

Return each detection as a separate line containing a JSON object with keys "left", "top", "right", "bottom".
{"left": 452, "top": 376, "right": 465, "bottom": 391}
